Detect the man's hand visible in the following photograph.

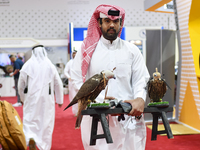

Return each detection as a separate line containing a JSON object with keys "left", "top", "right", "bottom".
{"left": 124, "top": 97, "right": 145, "bottom": 116}
{"left": 10, "top": 69, "right": 20, "bottom": 77}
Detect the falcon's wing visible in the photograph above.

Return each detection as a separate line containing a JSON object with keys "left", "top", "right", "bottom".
{"left": 162, "top": 80, "right": 167, "bottom": 96}
{"left": 148, "top": 79, "right": 153, "bottom": 98}
{"left": 64, "top": 74, "right": 101, "bottom": 110}
{"left": 75, "top": 74, "right": 102, "bottom": 99}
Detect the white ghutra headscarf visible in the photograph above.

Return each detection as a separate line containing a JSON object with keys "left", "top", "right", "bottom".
{"left": 20, "top": 45, "right": 54, "bottom": 95}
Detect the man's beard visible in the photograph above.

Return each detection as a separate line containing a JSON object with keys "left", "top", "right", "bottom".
{"left": 101, "top": 27, "right": 120, "bottom": 41}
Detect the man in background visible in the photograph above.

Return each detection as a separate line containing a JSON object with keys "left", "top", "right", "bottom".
{"left": 9, "top": 55, "right": 24, "bottom": 107}
{"left": 64, "top": 50, "right": 78, "bottom": 115}
{"left": 18, "top": 45, "right": 63, "bottom": 150}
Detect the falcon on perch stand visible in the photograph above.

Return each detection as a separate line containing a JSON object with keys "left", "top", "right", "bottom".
{"left": 147, "top": 68, "right": 171, "bottom": 107}
{"left": 64, "top": 69, "right": 116, "bottom": 128}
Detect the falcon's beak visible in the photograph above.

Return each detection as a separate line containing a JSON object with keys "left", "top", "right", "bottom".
{"left": 113, "top": 75, "right": 116, "bottom": 79}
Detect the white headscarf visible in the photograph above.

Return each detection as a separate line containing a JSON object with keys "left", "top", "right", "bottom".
{"left": 20, "top": 46, "right": 54, "bottom": 95}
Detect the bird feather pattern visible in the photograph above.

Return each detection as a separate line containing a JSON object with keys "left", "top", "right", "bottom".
{"left": 64, "top": 70, "right": 115, "bottom": 128}
{"left": 148, "top": 79, "right": 167, "bottom": 102}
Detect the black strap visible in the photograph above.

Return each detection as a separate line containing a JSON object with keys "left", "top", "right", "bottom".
{"left": 24, "top": 76, "right": 28, "bottom": 94}
{"left": 49, "top": 83, "right": 51, "bottom": 95}
{"left": 108, "top": 10, "right": 120, "bottom": 16}
{"left": 32, "top": 45, "right": 44, "bottom": 50}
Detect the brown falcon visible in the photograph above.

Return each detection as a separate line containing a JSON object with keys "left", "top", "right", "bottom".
{"left": 64, "top": 69, "right": 116, "bottom": 128}
{"left": 0, "top": 65, "right": 13, "bottom": 75}
{"left": 147, "top": 68, "right": 170, "bottom": 103}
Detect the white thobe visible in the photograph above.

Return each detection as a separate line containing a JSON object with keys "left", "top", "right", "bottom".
{"left": 71, "top": 36, "right": 150, "bottom": 150}
{"left": 64, "top": 59, "right": 78, "bottom": 115}
{"left": 18, "top": 48, "right": 63, "bottom": 150}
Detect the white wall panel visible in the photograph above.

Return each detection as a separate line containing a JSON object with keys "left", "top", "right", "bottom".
{"left": 0, "top": 0, "right": 175, "bottom": 38}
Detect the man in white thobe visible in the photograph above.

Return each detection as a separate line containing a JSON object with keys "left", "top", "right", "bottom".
{"left": 71, "top": 4, "right": 150, "bottom": 150}
{"left": 18, "top": 45, "right": 64, "bottom": 150}
{"left": 64, "top": 50, "right": 78, "bottom": 115}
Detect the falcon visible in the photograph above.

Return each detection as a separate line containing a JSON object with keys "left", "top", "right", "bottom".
{"left": 147, "top": 68, "right": 170, "bottom": 103}
{"left": 64, "top": 69, "right": 116, "bottom": 128}
{"left": 0, "top": 65, "right": 13, "bottom": 76}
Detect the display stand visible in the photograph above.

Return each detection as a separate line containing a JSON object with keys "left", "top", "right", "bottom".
{"left": 82, "top": 106, "right": 173, "bottom": 145}
{"left": 145, "top": 106, "right": 174, "bottom": 140}
{"left": 82, "top": 108, "right": 123, "bottom": 145}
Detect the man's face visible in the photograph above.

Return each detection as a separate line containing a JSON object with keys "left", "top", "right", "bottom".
{"left": 9, "top": 57, "right": 15, "bottom": 63}
{"left": 98, "top": 18, "right": 121, "bottom": 41}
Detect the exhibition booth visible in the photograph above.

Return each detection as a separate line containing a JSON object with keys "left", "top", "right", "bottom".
{"left": 0, "top": 24, "right": 177, "bottom": 123}
{"left": 1, "top": 0, "right": 200, "bottom": 144}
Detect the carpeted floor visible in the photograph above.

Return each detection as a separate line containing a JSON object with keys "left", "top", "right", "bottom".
{"left": 1, "top": 95, "right": 200, "bottom": 150}
{"left": 146, "top": 127, "right": 200, "bottom": 150}
{"left": 0, "top": 95, "right": 84, "bottom": 150}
